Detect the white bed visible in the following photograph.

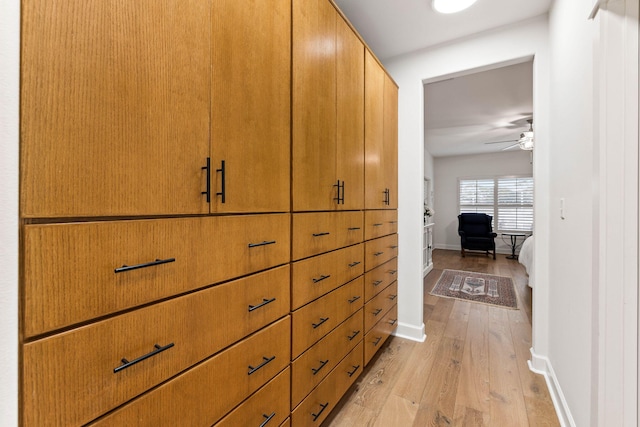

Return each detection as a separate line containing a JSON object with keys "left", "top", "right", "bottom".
{"left": 518, "top": 235, "right": 534, "bottom": 287}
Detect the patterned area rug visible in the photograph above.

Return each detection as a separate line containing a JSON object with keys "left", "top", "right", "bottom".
{"left": 430, "top": 269, "right": 518, "bottom": 309}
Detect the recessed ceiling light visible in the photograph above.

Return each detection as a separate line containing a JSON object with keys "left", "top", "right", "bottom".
{"left": 432, "top": 0, "right": 478, "bottom": 14}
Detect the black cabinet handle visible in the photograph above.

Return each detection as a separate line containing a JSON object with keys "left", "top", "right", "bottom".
{"left": 248, "top": 240, "right": 277, "bottom": 248}
{"left": 114, "top": 342, "right": 174, "bottom": 373}
{"left": 312, "top": 232, "right": 330, "bottom": 237}
{"left": 388, "top": 294, "right": 397, "bottom": 301}
{"left": 248, "top": 297, "right": 276, "bottom": 312}
{"left": 373, "top": 280, "right": 383, "bottom": 286}
{"left": 348, "top": 227, "right": 361, "bottom": 231}
{"left": 373, "top": 308, "right": 383, "bottom": 316}
{"left": 216, "top": 160, "right": 226, "bottom": 203}
{"left": 373, "top": 336, "right": 383, "bottom": 347}
{"left": 348, "top": 261, "right": 361, "bottom": 267}
{"left": 259, "top": 413, "right": 276, "bottom": 427}
{"left": 373, "top": 223, "right": 383, "bottom": 227}
{"left": 389, "top": 270, "right": 397, "bottom": 275}
{"left": 333, "top": 180, "right": 344, "bottom": 205}
{"left": 389, "top": 318, "right": 398, "bottom": 326}
{"left": 374, "top": 251, "right": 384, "bottom": 256}
{"left": 248, "top": 355, "right": 275, "bottom": 375}
{"left": 311, "top": 359, "right": 329, "bottom": 375}
{"left": 312, "top": 402, "right": 329, "bottom": 421}
{"left": 201, "top": 157, "right": 211, "bottom": 203}
{"left": 348, "top": 295, "right": 361, "bottom": 304}
{"left": 312, "top": 274, "right": 331, "bottom": 284}
{"left": 389, "top": 221, "right": 398, "bottom": 224}
{"left": 312, "top": 317, "right": 329, "bottom": 329}
{"left": 390, "top": 245, "right": 398, "bottom": 249}
{"left": 347, "top": 364, "right": 360, "bottom": 377}
{"left": 115, "top": 257, "right": 175, "bottom": 273}
{"left": 347, "top": 330, "right": 360, "bottom": 341}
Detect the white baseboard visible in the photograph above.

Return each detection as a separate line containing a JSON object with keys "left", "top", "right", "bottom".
{"left": 528, "top": 347, "right": 576, "bottom": 427}
{"left": 433, "top": 243, "right": 512, "bottom": 255}
{"left": 393, "top": 321, "right": 426, "bottom": 342}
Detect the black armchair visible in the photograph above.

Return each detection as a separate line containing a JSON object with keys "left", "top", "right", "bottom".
{"left": 458, "top": 213, "right": 497, "bottom": 259}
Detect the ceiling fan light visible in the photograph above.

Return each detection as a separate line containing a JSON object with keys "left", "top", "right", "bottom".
{"left": 432, "top": 0, "right": 478, "bottom": 14}
{"left": 519, "top": 138, "right": 534, "bottom": 150}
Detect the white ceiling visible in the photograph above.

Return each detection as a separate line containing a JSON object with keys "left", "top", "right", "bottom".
{"left": 333, "top": 0, "right": 551, "bottom": 157}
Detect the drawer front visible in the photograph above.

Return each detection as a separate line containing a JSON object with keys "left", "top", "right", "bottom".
{"left": 291, "top": 342, "right": 363, "bottom": 427}
{"left": 88, "top": 317, "right": 291, "bottom": 427}
{"left": 364, "top": 233, "right": 398, "bottom": 272}
{"left": 291, "top": 309, "right": 363, "bottom": 408}
{"left": 292, "top": 211, "right": 363, "bottom": 260}
{"left": 215, "top": 367, "right": 290, "bottom": 427}
{"left": 364, "top": 209, "right": 398, "bottom": 241}
{"left": 364, "top": 281, "right": 398, "bottom": 333}
{"left": 364, "top": 304, "right": 398, "bottom": 365}
{"left": 23, "top": 214, "right": 290, "bottom": 337}
{"left": 292, "top": 276, "right": 363, "bottom": 358}
{"left": 23, "top": 268, "right": 289, "bottom": 427}
{"left": 292, "top": 244, "right": 364, "bottom": 310}
{"left": 364, "top": 257, "right": 397, "bottom": 302}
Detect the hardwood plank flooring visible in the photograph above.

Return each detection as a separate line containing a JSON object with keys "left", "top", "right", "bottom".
{"left": 324, "top": 249, "right": 558, "bottom": 426}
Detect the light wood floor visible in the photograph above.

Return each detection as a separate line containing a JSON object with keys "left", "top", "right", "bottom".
{"left": 324, "top": 249, "right": 559, "bottom": 427}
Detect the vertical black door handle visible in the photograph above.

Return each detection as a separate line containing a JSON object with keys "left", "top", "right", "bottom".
{"left": 216, "top": 160, "right": 226, "bottom": 203}
{"left": 201, "top": 157, "right": 211, "bottom": 203}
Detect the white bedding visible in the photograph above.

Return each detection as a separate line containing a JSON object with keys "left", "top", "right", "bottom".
{"left": 518, "top": 235, "right": 534, "bottom": 287}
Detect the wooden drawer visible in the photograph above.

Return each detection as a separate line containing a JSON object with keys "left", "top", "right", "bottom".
{"left": 364, "top": 281, "right": 398, "bottom": 333}
{"left": 364, "top": 233, "right": 398, "bottom": 272}
{"left": 23, "top": 214, "right": 290, "bottom": 337}
{"left": 292, "top": 211, "right": 363, "bottom": 260}
{"left": 364, "top": 304, "right": 398, "bottom": 365}
{"left": 364, "top": 257, "right": 397, "bottom": 302}
{"left": 87, "top": 317, "right": 291, "bottom": 427}
{"left": 23, "top": 268, "right": 290, "bottom": 427}
{"left": 215, "top": 367, "right": 290, "bottom": 427}
{"left": 364, "top": 209, "right": 398, "bottom": 240}
{"left": 292, "top": 276, "right": 363, "bottom": 358}
{"left": 291, "top": 342, "right": 363, "bottom": 427}
{"left": 291, "top": 309, "right": 363, "bottom": 408}
{"left": 292, "top": 244, "right": 363, "bottom": 310}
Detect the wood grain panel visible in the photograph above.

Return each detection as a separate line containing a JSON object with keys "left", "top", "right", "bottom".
{"left": 23, "top": 269, "right": 290, "bottom": 427}
{"left": 292, "top": 276, "right": 363, "bottom": 358}
{"left": 364, "top": 233, "right": 398, "bottom": 272}
{"left": 364, "top": 50, "right": 385, "bottom": 209}
{"left": 87, "top": 317, "right": 290, "bottom": 427}
{"left": 23, "top": 214, "right": 290, "bottom": 336}
{"left": 364, "top": 257, "right": 397, "bottom": 302}
{"left": 292, "top": 211, "right": 363, "bottom": 260}
{"left": 291, "top": 244, "right": 363, "bottom": 310}
{"left": 21, "top": 0, "right": 210, "bottom": 217}
{"left": 211, "top": 0, "right": 291, "bottom": 212}
{"left": 383, "top": 75, "right": 399, "bottom": 209}
{"left": 364, "top": 209, "right": 398, "bottom": 241}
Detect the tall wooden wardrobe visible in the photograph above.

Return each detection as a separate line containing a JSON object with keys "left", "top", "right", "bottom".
{"left": 19, "top": 1, "right": 398, "bottom": 425}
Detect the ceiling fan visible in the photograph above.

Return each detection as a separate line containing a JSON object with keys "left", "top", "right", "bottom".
{"left": 484, "top": 119, "right": 534, "bottom": 151}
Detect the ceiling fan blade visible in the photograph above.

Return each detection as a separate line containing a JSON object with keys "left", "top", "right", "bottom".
{"left": 501, "top": 142, "right": 520, "bottom": 150}
{"left": 484, "top": 139, "right": 518, "bottom": 145}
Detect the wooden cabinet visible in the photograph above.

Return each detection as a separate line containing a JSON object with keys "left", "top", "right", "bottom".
{"left": 292, "top": 0, "right": 364, "bottom": 211}
{"left": 364, "top": 50, "right": 398, "bottom": 209}
{"left": 292, "top": 211, "right": 363, "bottom": 260}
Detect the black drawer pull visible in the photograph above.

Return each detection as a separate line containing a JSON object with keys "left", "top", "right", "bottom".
{"left": 248, "top": 355, "right": 276, "bottom": 375}
{"left": 373, "top": 308, "right": 383, "bottom": 316}
{"left": 312, "top": 232, "right": 330, "bottom": 237}
{"left": 348, "top": 227, "right": 361, "bottom": 231}
{"left": 347, "top": 330, "right": 360, "bottom": 341}
{"left": 390, "top": 245, "right": 398, "bottom": 249}
{"left": 259, "top": 412, "right": 276, "bottom": 427}
{"left": 312, "top": 317, "right": 329, "bottom": 329}
{"left": 216, "top": 160, "right": 226, "bottom": 203}
{"left": 374, "top": 251, "right": 384, "bottom": 256}
{"left": 114, "top": 342, "right": 174, "bottom": 373}
{"left": 312, "top": 274, "right": 331, "bottom": 284}
{"left": 389, "top": 318, "right": 398, "bottom": 326}
{"left": 333, "top": 180, "right": 344, "bottom": 205}
{"left": 347, "top": 364, "right": 360, "bottom": 377}
{"left": 373, "top": 223, "right": 383, "bottom": 227}
{"left": 373, "top": 336, "right": 383, "bottom": 347}
{"left": 348, "top": 295, "right": 361, "bottom": 304}
{"left": 312, "top": 402, "right": 329, "bottom": 421}
{"left": 115, "top": 257, "right": 175, "bottom": 274}
{"left": 389, "top": 270, "right": 397, "bottom": 275}
{"left": 248, "top": 297, "right": 276, "bottom": 312}
{"left": 388, "top": 294, "right": 397, "bottom": 301}
{"left": 201, "top": 157, "right": 211, "bottom": 203}
{"left": 348, "top": 261, "right": 361, "bottom": 267}
{"left": 389, "top": 221, "right": 398, "bottom": 224}
{"left": 248, "top": 240, "right": 276, "bottom": 248}
{"left": 311, "top": 359, "right": 329, "bottom": 375}
{"left": 373, "top": 280, "right": 383, "bottom": 286}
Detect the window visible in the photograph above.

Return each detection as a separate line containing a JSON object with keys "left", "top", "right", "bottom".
{"left": 459, "top": 176, "right": 533, "bottom": 232}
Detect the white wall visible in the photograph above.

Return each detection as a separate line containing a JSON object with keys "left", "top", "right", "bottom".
{"left": 384, "top": 15, "right": 550, "bottom": 347}
{"left": 433, "top": 150, "right": 533, "bottom": 253}
{"left": 0, "top": 0, "right": 20, "bottom": 424}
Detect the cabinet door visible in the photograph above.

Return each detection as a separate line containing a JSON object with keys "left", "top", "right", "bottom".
{"left": 384, "top": 75, "right": 399, "bottom": 209}
{"left": 292, "top": 0, "right": 337, "bottom": 211}
{"left": 336, "top": 17, "right": 365, "bottom": 210}
{"left": 364, "top": 51, "right": 386, "bottom": 209}
{"left": 21, "top": 0, "right": 211, "bottom": 217}
{"left": 212, "top": 0, "right": 291, "bottom": 213}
